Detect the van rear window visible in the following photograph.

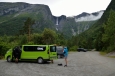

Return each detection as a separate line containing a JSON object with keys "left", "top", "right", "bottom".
{"left": 23, "top": 46, "right": 46, "bottom": 51}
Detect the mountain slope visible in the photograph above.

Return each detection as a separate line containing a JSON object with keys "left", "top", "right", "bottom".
{"left": 0, "top": 2, "right": 55, "bottom": 35}
{"left": 76, "top": 0, "right": 115, "bottom": 51}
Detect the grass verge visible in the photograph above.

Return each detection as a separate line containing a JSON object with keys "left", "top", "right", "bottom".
{"left": 100, "top": 52, "right": 107, "bottom": 56}
{"left": 100, "top": 52, "right": 115, "bottom": 58}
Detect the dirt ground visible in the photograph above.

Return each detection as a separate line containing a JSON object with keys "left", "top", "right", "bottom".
{"left": 0, "top": 51, "right": 115, "bottom": 76}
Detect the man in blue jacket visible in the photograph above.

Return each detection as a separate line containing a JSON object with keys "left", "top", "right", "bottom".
{"left": 63, "top": 47, "right": 68, "bottom": 67}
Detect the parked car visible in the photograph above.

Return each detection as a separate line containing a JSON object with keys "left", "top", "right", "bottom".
{"left": 77, "top": 48, "right": 87, "bottom": 52}
{"left": 56, "top": 46, "right": 64, "bottom": 58}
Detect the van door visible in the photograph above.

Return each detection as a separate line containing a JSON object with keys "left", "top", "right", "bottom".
{"left": 49, "top": 46, "right": 57, "bottom": 60}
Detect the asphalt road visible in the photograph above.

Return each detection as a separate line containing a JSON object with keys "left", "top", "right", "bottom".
{"left": 0, "top": 51, "right": 115, "bottom": 76}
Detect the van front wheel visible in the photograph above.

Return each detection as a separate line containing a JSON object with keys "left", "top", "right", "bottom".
{"left": 7, "top": 56, "right": 11, "bottom": 62}
{"left": 37, "top": 57, "right": 44, "bottom": 64}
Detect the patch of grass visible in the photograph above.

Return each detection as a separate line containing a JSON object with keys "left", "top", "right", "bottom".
{"left": 100, "top": 52, "right": 107, "bottom": 56}
{"left": 100, "top": 52, "right": 115, "bottom": 58}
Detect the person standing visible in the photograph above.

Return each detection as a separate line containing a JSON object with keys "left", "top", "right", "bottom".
{"left": 13, "top": 46, "right": 21, "bottom": 63}
{"left": 63, "top": 47, "right": 68, "bottom": 67}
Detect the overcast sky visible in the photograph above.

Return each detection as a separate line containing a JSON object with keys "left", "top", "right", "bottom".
{"left": 0, "top": 0, "right": 111, "bottom": 16}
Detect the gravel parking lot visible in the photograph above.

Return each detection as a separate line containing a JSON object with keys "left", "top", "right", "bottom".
{"left": 0, "top": 51, "right": 115, "bottom": 76}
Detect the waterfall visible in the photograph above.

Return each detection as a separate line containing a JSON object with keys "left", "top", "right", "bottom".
{"left": 56, "top": 17, "right": 58, "bottom": 25}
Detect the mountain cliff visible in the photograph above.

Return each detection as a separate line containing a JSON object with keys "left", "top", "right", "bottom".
{"left": 0, "top": 2, "right": 103, "bottom": 38}
{"left": 0, "top": 2, "right": 53, "bottom": 19}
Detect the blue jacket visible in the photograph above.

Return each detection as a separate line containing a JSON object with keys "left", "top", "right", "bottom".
{"left": 63, "top": 47, "right": 68, "bottom": 56}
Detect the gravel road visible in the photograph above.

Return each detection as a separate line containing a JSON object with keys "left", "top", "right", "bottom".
{"left": 0, "top": 51, "right": 115, "bottom": 76}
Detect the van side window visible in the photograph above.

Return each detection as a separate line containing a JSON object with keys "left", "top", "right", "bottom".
{"left": 36, "top": 46, "right": 46, "bottom": 51}
{"left": 24, "top": 46, "right": 33, "bottom": 51}
{"left": 50, "top": 46, "right": 56, "bottom": 52}
{"left": 23, "top": 46, "right": 46, "bottom": 51}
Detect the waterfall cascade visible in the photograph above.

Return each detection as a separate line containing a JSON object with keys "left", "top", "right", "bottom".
{"left": 56, "top": 17, "right": 59, "bottom": 25}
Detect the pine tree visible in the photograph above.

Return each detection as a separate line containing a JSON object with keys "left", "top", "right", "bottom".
{"left": 23, "top": 17, "right": 35, "bottom": 42}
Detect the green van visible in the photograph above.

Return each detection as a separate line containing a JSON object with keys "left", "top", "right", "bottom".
{"left": 5, "top": 45, "right": 57, "bottom": 64}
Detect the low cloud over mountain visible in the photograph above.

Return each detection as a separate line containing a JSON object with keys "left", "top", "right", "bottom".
{"left": 75, "top": 11, "right": 104, "bottom": 22}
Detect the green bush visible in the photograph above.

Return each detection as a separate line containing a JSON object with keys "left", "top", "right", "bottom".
{"left": 69, "top": 46, "right": 78, "bottom": 51}
{"left": 106, "top": 45, "right": 115, "bottom": 53}
{"left": 0, "top": 42, "right": 10, "bottom": 56}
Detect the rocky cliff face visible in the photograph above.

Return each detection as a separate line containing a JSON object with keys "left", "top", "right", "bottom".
{"left": 0, "top": 2, "right": 29, "bottom": 16}
{"left": 0, "top": 2, "right": 53, "bottom": 20}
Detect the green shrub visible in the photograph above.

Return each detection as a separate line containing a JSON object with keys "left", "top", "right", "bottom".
{"left": 0, "top": 42, "right": 10, "bottom": 56}
{"left": 69, "top": 46, "right": 78, "bottom": 51}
